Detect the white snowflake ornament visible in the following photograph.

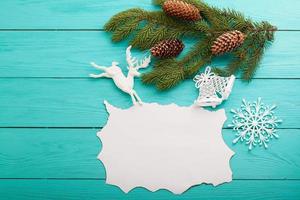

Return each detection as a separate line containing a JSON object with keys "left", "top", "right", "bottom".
{"left": 229, "top": 98, "right": 282, "bottom": 150}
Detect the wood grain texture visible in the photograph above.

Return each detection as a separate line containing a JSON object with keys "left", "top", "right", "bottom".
{"left": 0, "top": 0, "right": 299, "bottom": 29}
{"left": 0, "top": 128, "right": 299, "bottom": 179}
{"left": 0, "top": 179, "right": 300, "bottom": 200}
{"left": 0, "top": 79, "right": 298, "bottom": 128}
{"left": 0, "top": 31, "right": 300, "bottom": 78}
{"left": 0, "top": 0, "right": 300, "bottom": 199}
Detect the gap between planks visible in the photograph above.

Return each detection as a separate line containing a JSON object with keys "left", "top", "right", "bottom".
{"left": 0, "top": 29, "right": 299, "bottom": 32}
{"left": 0, "top": 127, "right": 297, "bottom": 130}
{"left": 0, "top": 178, "right": 299, "bottom": 181}
{"left": 0, "top": 77, "right": 300, "bottom": 80}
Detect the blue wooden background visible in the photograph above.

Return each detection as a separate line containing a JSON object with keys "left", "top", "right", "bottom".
{"left": 0, "top": 0, "right": 300, "bottom": 199}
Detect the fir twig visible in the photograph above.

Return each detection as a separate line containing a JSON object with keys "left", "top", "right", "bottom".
{"left": 105, "top": 0, "right": 276, "bottom": 90}
{"left": 242, "top": 35, "right": 266, "bottom": 80}
{"left": 142, "top": 64, "right": 184, "bottom": 90}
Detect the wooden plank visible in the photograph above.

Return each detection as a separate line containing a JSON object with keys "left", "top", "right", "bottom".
{"left": 0, "top": 179, "right": 299, "bottom": 200}
{"left": 0, "top": 0, "right": 299, "bottom": 29}
{"left": 0, "top": 79, "right": 298, "bottom": 128}
{"left": 0, "top": 128, "right": 299, "bottom": 179}
{"left": 0, "top": 31, "right": 300, "bottom": 78}
{"left": 0, "top": 129, "right": 103, "bottom": 179}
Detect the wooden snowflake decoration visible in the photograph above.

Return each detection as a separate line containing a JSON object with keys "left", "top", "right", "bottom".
{"left": 229, "top": 98, "right": 282, "bottom": 150}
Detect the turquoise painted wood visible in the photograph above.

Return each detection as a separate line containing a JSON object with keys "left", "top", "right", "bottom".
{"left": 0, "top": 0, "right": 299, "bottom": 29}
{"left": 0, "top": 0, "right": 300, "bottom": 199}
{"left": 0, "top": 79, "right": 298, "bottom": 128}
{"left": 0, "top": 180, "right": 300, "bottom": 200}
{"left": 0, "top": 128, "right": 299, "bottom": 179}
{"left": 0, "top": 31, "right": 300, "bottom": 78}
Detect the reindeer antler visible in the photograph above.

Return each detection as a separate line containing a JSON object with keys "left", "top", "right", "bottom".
{"left": 126, "top": 46, "right": 138, "bottom": 67}
{"left": 136, "top": 55, "right": 151, "bottom": 70}
{"left": 126, "top": 45, "right": 151, "bottom": 70}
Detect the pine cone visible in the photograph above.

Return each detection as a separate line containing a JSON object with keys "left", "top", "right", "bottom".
{"left": 211, "top": 30, "right": 245, "bottom": 55}
{"left": 163, "top": 0, "right": 201, "bottom": 21}
{"left": 151, "top": 39, "right": 184, "bottom": 58}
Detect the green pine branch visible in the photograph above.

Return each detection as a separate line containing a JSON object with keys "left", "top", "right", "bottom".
{"left": 142, "top": 64, "right": 185, "bottom": 90}
{"left": 104, "top": 0, "right": 276, "bottom": 90}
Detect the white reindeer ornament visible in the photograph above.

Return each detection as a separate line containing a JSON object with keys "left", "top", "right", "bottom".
{"left": 90, "top": 46, "right": 151, "bottom": 105}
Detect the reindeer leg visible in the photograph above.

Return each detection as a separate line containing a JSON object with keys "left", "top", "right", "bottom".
{"left": 90, "top": 62, "right": 107, "bottom": 71}
{"left": 89, "top": 73, "right": 110, "bottom": 78}
{"left": 130, "top": 93, "right": 137, "bottom": 105}
{"left": 133, "top": 90, "right": 143, "bottom": 105}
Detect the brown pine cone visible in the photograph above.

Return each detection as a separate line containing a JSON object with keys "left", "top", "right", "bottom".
{"left": 211, "top": 30, "right": 245, "bottom": 55}
{"left": 163, "top": 0, "right": 201, "bottom": 21}
{"left": 151, "top": 39, "right": 184, "bottom": 58}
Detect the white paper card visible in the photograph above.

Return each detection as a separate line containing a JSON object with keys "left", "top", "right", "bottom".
{"left": 98, "top": 102, "right": 234, "bottom": 194}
